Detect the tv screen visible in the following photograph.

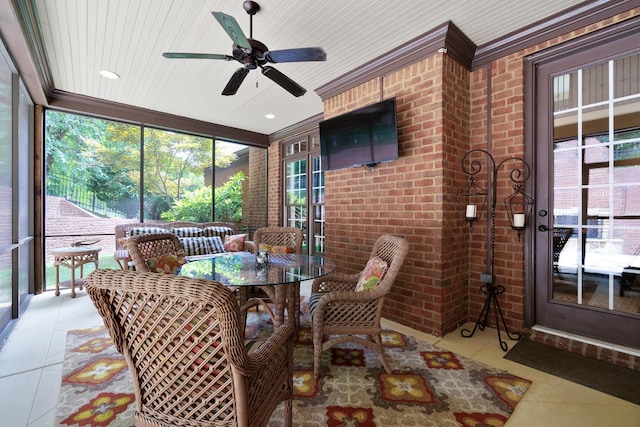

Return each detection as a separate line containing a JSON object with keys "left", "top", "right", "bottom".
{"left": 319, "top": 98, "right": 398, "bottom": 171}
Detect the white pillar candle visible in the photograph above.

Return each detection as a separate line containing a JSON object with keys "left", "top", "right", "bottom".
{"left": 513, "top": 213, "right": 525, "bottom": 228}
{"left": 466, "top": 204, "right": 477, "bottom": 219}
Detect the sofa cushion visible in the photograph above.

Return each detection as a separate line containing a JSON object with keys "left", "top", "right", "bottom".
{"left": 207, "top": 236, "right": 226, "bottom": 254}
{"left": 308, "top": 292, "right": 325, "bottom": 320}
{"left": 224, "top": 234, "right": 247, "bottom": 252}
{"left": 146, "top": 251, "right": 186, "bottom": 274}
{"left": 180, "top": 236, "right": 225, "bottom": 257}
{"left": 203, "top": 226, "right": 234, "bottom": 238}
{"left": 355, "top": 256, "right": 388, "bottom": 292}
{"left": 129, "top": 226, "right": 167, "bottom": 237}
{"left": 172, "top": 227, "right": 204, "bottom": 237}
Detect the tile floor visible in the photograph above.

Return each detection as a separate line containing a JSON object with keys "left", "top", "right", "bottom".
{"left": 1, "top": 285, "right": 639, "bottom": 427}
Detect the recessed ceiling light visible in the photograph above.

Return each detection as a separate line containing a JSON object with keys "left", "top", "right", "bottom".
{"left": 265, "top": 114, "right": 276, "bottom": 119}
{"left": 99, "top": 70, "right": 120, "bottom": 79}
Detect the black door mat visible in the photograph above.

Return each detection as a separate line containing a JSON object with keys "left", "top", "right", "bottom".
{"left": 504, "top": 339, "right": 640, "bottom": 405}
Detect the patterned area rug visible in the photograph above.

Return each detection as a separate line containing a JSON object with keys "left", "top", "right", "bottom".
{"left": 55, "top": 306, "right": 531, "bottom": 426}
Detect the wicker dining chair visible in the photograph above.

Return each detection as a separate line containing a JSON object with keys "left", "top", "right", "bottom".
{"left": 248, "top": 226, "right": 304, "bottom": 328}
{"left": 125, "top": 232, "right": 184, "bottom": 272}
{"left": 85, "top": 269, "right": 294, "bottom": 427}
{"left": 309, "top": 234, "right": 409, "bottom": 378}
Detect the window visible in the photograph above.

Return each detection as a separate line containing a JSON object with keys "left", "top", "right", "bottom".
{"left": 43, "top": 110, "right": 267, "bottom": 291}
{"left": 283, "top": 131, "right": 325, "bottom": 254}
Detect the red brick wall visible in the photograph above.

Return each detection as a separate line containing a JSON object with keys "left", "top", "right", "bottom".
{"left": 319, "top": 54, "right": 472, "bottom": 337}
{"left": 243, "top": 147, "right": 268, "bottom": 232}
{"left": 267, "top": 7, "right": 639, "bottom": 339}
{"left": 267, "top": 139, "right": 282, "bottom": 226}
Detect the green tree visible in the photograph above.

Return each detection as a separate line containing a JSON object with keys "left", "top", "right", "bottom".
{"left": 214, "top": 172, "right": 246, "bottom": 222}
{"left": 162, "top": 171, "right": 246, "bottom": 223}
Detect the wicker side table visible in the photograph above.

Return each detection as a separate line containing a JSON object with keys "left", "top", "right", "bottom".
{"left": 52, "top": 246, "right": 101, "bottom": 298}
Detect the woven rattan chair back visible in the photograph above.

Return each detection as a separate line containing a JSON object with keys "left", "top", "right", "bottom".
{"left": 250, "top": 226, "right": 304, "bottom": 328}
{"left": 311, "top": 234, "right": 409, "bottom": 377}
{"left": 85, "top": 269, "right": 294, "bottom": 427}
{"left": 125, "top": 232, "right": 182, "bottom": 272}
{"left": 251, "top": 227, "right": 303, "bottom": 254}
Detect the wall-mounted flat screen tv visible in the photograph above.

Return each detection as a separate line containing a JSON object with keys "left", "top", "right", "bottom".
{"left": 319, "top": 97, "right": 398, "bottom": 171}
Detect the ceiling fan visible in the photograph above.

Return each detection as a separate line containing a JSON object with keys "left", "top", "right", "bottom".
{"left": 162, "top": 1, "right": 327, "bottom": 97}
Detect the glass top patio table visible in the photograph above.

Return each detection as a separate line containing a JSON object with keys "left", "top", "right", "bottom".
{"left": 179, "top": 252, "right": 336, "bottom": 329}
{"left": 178, "top": 251, "right": 336, "bottom": 287}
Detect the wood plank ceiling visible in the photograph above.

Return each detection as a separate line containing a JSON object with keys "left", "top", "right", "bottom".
{"left": 32, "top": 0, "right": 586, "bottom": 135}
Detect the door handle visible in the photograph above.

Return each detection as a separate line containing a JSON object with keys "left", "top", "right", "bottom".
{"left": 538, "top": 225, "right": 548, "bottom": 232}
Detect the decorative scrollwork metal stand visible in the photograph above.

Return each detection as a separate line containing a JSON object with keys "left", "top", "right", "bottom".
{"left": 459, "top": 149, "right": 533, "bottom": 351}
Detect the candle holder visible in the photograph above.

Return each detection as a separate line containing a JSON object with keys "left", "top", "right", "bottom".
{"left": 256, "top": 250, "right": 269, "bottom": 268}
{"left": 504, "top": 182, "right": 534, "bottom": 239}
{"left": 459, "top": 174, "right": 487, "bottom": 229}
{"left": 459, "top": 149, "right": 534, "bottom": 351}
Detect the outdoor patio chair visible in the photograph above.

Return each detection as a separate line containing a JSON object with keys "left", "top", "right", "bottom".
{"left": 247, "top": 226, "right": 304, "bottom": 328}
{"left": 125, "top": 232, "right": 184, "bottom": 273}
{"left": 553, "top": 227, "right": 573, "bottom": 273}
{"left": 85, "top": 269, "right": 294, "bottom": 427}
{"left": 309, "top": 234, "right": 409, "bottom": 378}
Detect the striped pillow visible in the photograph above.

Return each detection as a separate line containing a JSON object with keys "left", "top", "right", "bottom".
{"left": 203, "top": 226, "right": 234, "bottom": 238}
{"left": 180, "top": 237, "right": 212, "bottom": 256}
{"left": 129, "top": 226, "right": 167, "bottom": 237}
{"left": 171, "top": 227, "right": 204, "bottom": 237}
{"left": 308, "top": 292, "right": 326, "bottom": 320}
{"left": 207, "top": 236, "right": 226, "bottom": 254}
{"left": 180, "top": 236, "right": 226, "bottom": 256}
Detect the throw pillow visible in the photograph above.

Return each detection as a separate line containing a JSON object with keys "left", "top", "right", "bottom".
{"left": 146, "top": 251, "right": 186, "bottom": 274}
{"left": 203, "top": 226, "right": 234, "bottom": 238}
{"left": 171, "top": 227, "right": 204, "bottom": 237}
{"left": 129, "top": 226, "right": 167, "bottom": 236}
{"left": 180, "top": 237, "right": 211, "bottom": 256}
{"left": 259, "top": 243, "right": 294, "bottom": 254}
{"left": 117, "top": 237, "right": 128, "bottom": 249}
{"left": 206, "top": 236, "right": 226, "bottom": 254}
{"left": 180, "top": 236, "right": 225, "bottom": 256}
{"left": 224, "top": 234, "right": 247, "bottom": 252}
{"left": 355, "top": 256, "right": 388, "bottom": 292}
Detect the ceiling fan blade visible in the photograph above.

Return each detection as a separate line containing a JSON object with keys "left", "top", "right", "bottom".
{"left": 222, "top": 67, "right": 250, "bottom": 96}
{"left": 163, "top": 52, "right": 233, "bottom": 60}
{"left": 265, "top": 47, "right": 327, "bottom": 63}
{"left": 261, "top": 66, "right": 306, "bottom": 97}
{"left": 212, "top": 11, "right": 251, "bottom": 50}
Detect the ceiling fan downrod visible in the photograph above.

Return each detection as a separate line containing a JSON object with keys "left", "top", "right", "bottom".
{"left": 243, "top": 1, "right": 260, "bottom": 39}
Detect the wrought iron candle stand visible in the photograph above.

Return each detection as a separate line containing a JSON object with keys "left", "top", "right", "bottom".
{"left": 459, "top": 149, "right": 534, "bottom": 351}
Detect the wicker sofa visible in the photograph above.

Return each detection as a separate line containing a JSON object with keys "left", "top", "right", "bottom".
{"left": 113, "top": 221, "right": 250, "bottom": 269}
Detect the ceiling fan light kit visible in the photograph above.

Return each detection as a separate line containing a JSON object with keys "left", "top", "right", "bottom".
{"left": 163, "top": 1, "right": 326, "bottom": 97}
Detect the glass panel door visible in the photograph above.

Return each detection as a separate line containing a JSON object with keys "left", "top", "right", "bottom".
{"left": 285, "top": 158, "right": 308, "bottom": 251}
{"left": 534, "top": 40, "right": 640, "bottom": 348}
{"left": 282, "top": 130, "right": 325, "bottom": 255}
{"left": 551, "top": 54, "right": 640, "bottom": 314}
